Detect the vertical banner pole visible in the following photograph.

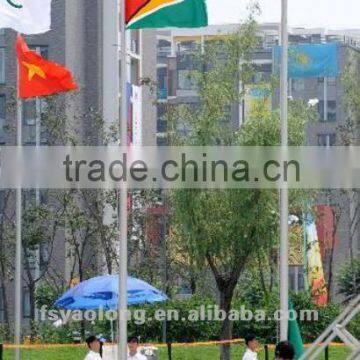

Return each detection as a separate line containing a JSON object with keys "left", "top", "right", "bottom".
{"left": 14, "top": 95, "right": 22, "bottom": 360}
{"left": 119, "top": 0, "right": 128, "bottom": 359}
{"left": 280, "top": 0, "right": 289, "bottom": 342}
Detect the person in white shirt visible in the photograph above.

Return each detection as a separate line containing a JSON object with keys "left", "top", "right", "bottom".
{"left": 84, "top": 335, "right": 103, "bottom": 360}
{"left": 128, "top": 337, "right": 147, "bottom": 360}
{"left": 242, "top": 334, "right": 259, "bottom": 360}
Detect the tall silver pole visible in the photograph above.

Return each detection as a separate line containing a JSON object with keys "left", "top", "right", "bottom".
{"left": 102, "top": 0, "right": 126, "bottom": 356}
{"left": 14, "top": 96, "right": 22, "bottom": 360}
{"left": 35, "top": 89, "right": 41, "bottom": 282}
{"left": 119, "top": 0, "right": 128, "bottom": 358}
{"left": 280, "top": 0, "right": 289, "bottom": 341}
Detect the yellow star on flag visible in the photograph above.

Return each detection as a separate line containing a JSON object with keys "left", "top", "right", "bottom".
{"left": 22, "top": 61, "right": 46, "bottom": 81}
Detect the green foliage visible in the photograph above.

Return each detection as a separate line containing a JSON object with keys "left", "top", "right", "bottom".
{"left": 28, "top": 295, "right": 360, "bottom": 345}
{"left": 30, "top": 321, "right": 82, "bottom": 344}
{"left": 337, "top": 258, "right": 360, "bottom": 301}
{"left": 168, "top": 22, "right": 315, "bottom": 275}
{"left": 0, "top": 324, "right": 11, "bottom": 343}
{"left": 291, "top": 292, "right": 341, "bottom": 342}
{"left": 238, "top": 99, "right": 316, "bottom": 146}
{"left": 35, "top": 283, "right": 65, "bottom": 309}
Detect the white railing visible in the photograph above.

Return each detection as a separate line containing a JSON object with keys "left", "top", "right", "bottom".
{"left": 299, "top": 295, "right": 360, "bottom": 360}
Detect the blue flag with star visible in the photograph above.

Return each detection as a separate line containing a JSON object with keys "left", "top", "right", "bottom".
{"left": 273, "top": 43, "right": 339, "bottom": 78}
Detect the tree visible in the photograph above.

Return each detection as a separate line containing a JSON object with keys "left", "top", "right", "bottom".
{"left": 21, "top": 193, "right": 63, "bottom": 336}
{"left": 339, "top": 51, "right": 360, "bottom": 301}
{"left": 338, "top": 258, "right": 360, "bottom": 301}
{"left": 167, "top": 18, "right": 315, "bottom": 360}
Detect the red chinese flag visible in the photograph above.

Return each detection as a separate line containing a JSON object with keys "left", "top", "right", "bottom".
{"left": 16, "top": 34, "right": 77, "bottom": 99}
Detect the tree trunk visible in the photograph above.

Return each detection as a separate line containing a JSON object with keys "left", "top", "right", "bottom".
{"left": 219, "top": 288, "right": 234, "bottom": 360}
{"left": 190, "top": 277, "right": 197, "bottom": 294}
{"left": 28, "top": 281, "right": 37, "bottom": 340}
{"left": 100, "top": 229, "right": 113, "bottom": 274}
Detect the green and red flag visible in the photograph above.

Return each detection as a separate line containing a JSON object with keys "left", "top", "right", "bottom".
{"left": 126, "top": 0, "right": 208, "bottom": 29}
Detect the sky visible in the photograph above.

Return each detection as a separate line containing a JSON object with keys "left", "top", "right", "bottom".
{"left": 207, "top": 0, "right": 360, "bottom": 29}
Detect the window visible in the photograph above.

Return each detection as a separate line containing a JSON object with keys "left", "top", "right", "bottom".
{"left": 0, "top": 191, "right": 4, "bottom": 212}
{"left": 328, "top": 77, "right": 337, "bottom": 86}
{"left": 264, "top": 34, "right": 279, "bottom": 48}
{"left": 23, "top": 97, "right": 49, "bottom": 144}
{"left": 157, "top": 104, "right": 167, "bottom": 133}
{"left": 327, "top": 100, "right": 337, "bottom": 121}
{"left": 29, "top": 46, "right": 48, "bottom": 59}
{"left": 289, "top": 265, "right": 305, "bottom": 293}
{"left": 318, "top": 77, "right": 336, "bottom": 86}
{"left": 0, "top": 95, "right": 5, "bottom": 138}
{"left": 318, "top": 133, "right": 336, "bottom": 146}
{"left": 156, "top": 134, "right": 168, "bottom": 146}
{"left": 178, "top": 70, "right": 197, "bottom": 91}
{"left": 252, "top": 64, "right": 272, "bottom": 84}
{"left": 318, "top": 100, "right": 337, "bottom": 122}
{"left": 0, "top": 48, "right": 4, "bottom": 84}
{"left": 291, "top": 78, "right": 305, "bottom": 92}
{"left": 157, "top": 67, "right": 168, "bottom": 99}
{"left": 23, "top": 99, "right": 37, "bottom": 126}
{"left": 22, "top": 287, "right": 31, "bottom": 318}
{"left": 177, "top": 40, "right": 199, "bottom": 54}
{"left": 40, "top": 242, "right": 50, "bottom": 273}
{"left": 157, "top": 39, "right": 171, "bottom": 64}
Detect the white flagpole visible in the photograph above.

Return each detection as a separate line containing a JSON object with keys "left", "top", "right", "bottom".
{"left": 102, "top": 1, "right": 127, "bottom": 357}
{"left": 280, "top": 0, "right": 289, "bottom": 341}
{"left": 119, "top": 0, "right": 128, "bottom": 358}
{"left": 14, "top": 81, "right": 22, "bottom": 360}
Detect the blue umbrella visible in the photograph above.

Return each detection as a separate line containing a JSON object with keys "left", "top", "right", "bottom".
{"left": 55, "top": 275, "right": 167, "bottom": 310}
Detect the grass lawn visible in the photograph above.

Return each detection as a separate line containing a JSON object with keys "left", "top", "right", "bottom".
{"left": 3, "top": 344, "right": 350, "bottom": 359}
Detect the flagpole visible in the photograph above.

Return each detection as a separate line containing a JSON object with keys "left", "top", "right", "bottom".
{"left": 14, "top": 75, "right": 22, "bottom": 360}
{"left": 119, "top": 0, "right": 128, "bottom": 359}
{"left": 280, "top": 0, "right": 289, "bottom": 342}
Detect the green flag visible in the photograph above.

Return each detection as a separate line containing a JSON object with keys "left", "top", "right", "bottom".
{"left": 126, "top": 0, "right": 208, "bottom": 29}
{"left": 288, "top": 300, "right": 304, "bottom": 359}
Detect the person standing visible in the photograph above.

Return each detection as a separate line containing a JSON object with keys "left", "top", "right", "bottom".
{"left": 242, "top": 334, "right": 259, "bottom": 360}
{"left": 84, "top": 336, "right": 103, "bottom": 360}
{"left": 128, "top": 337, "right": 147, "bottom": 360}
{"left": 275, "top": 341, "right": 295, "bottom": 360}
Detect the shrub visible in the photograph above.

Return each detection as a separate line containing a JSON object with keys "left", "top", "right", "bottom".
{"left": 29, "top": 293, "right": 360, "bottom": 345}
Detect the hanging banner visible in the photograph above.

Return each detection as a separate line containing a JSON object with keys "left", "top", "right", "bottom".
{"left": 315, "top": 204, "right": 339, "bottom": 260}
{"left": 132, "top": 85, "right": 142, "bottom": 146}
{"left": 305, "top": 219, "right": 328, "bottom": 305}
